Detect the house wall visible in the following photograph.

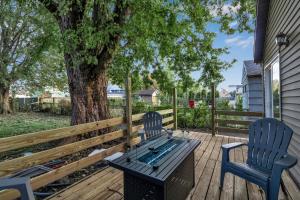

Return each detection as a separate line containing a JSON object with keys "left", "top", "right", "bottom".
{"left": 141, "top": 96, "right": 152, "bottom": 104}
{"left": 248, "top": 77, "right": 264, "bottom": 112}
{"left": 242, "top": 68, "right": 249, "bottom": 110}
{"left": 263, "top": 0, "right": 300, "bottom": 185}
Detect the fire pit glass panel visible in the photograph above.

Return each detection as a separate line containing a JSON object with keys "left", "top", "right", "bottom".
{"left": 138, "top": 139, "right": 183, "bottom": 165}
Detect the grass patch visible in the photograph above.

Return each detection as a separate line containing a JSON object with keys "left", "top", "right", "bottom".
{"left": 0, "top": 112, "right": 70, "bottom": 138}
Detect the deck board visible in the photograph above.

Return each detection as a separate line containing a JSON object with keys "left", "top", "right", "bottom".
{"left": 47, "top": 132, "right": 299, "bottom": 200}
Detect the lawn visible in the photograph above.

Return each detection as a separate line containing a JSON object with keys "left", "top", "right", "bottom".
{"left": 0, "top": 112, "right": 70, "bottom": 138}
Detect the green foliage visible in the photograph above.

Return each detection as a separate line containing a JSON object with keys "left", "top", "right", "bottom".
{"left": 178, "top": 101, "right": 211, "bottom": 129}
{"left": 106, "top": 0, "right": 241, "bottom": 91}
{"left": 132, "top": 101, "right": 150, "bottom": 114}
{"left": 208, "top": 0, "right": 256, "bottom": 34}
{"left": 235, "top": 95, "right": 243, "bottom": 111}
{"left": 0, "top": 1, "right": 66, "bottom": 97}
{"left": 217, "top": 98, "right": 232, "bottom": 110}
{"left": 109, "top": 98, "right": 125, "bottom": 108}
{"left": 132, "top": 100, "right": 172, "bottom": 114}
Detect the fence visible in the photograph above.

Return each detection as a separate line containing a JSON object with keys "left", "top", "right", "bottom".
{"left": 213, "top": 110, "right": 264, "bottom": 135}
{"left": 0, "top": 108, "right": 174, "bottom": 200}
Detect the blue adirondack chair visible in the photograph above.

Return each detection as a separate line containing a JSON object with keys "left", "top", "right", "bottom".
{"left": 138, "top": 111, "right": 172, "bottom": 142}
{"left": 220, "top": 118, "right": 297, "bottom": 200}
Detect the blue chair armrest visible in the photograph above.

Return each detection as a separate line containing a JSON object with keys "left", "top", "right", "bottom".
{"left": 221, "top": 142, "right": 247, "bottom": 163}
{"left": 274, "top": 154, "right": 297, "bottom": 169}
{"left": 222, "top": 142, "right": 247, "bottom": 151}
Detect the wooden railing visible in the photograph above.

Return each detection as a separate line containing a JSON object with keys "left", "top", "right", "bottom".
{"left": 0, "top": 109, "right": 174, "bottom": 200}
{"left": 214, "top": 110, "right": 264, "bottom": 134}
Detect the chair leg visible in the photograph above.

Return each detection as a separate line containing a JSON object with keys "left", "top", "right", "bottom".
{"left": 267, "top": 183, "right": 280, "bottom": 200}
{"left": 219, "top": 164, "right": 225, "bottom": 189}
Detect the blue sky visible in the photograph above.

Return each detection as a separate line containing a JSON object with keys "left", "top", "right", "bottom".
{"left": 193, "top": 23, "right": 254, "bottom": 91}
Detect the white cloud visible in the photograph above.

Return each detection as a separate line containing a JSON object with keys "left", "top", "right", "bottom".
{"left": 225, "top": 36, "right": 240, "bottom": 44}
{"left": 229, "top": 21, "right": 238, "bottom": 28}
{"left": 225, "top": 36, "right": 254, "bottom": 48}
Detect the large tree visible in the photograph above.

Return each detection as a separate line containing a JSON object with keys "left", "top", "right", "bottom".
{"left": 39, "top": 0, "right": 255, "bottom": 125}
{"left": 0, "top": 1, "right": 59, "bottom": 114}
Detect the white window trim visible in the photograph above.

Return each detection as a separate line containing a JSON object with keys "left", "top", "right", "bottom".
{"left": 264, "top": 54, "right": 281, "bottom": 118}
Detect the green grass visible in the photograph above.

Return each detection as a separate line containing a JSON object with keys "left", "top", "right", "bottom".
{"left": 0, "top": 112, "right": 70, "bottom": 138}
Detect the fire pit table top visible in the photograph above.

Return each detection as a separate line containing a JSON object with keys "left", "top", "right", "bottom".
{"left": 109, "top": 135, "right": 201, "bottom": 185}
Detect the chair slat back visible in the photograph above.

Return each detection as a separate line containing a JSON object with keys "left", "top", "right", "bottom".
{"left": 143, "top": 112, "right": 163, "bottom": 140}
{"left": 247, "top": 118, "right": 293, "bottom": 172}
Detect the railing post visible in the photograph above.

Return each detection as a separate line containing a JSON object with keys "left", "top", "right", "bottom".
{"left": 173, "top": 87, "right": 177, "bottom": 130}
{"left": 211, "top": 83, "right": 216, "bottom": 136}
{"left": 125, "top": 75, "right": 132, "bottom": 149}
{"left": 52, "top": 97, "right": 55, "bottom": 113}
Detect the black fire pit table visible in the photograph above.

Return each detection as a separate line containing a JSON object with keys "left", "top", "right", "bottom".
{"left": 109, "top": 135, "right": 201, "bottom": 200}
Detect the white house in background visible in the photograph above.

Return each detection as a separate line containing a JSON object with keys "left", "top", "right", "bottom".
{"left": 135, "top": 89, "right": 160, "bottom": 105}
{"left": 107, "top": 84, "right": 125, "bottom": 99}
{"left": 241, "top": 60, "right": 263, "bottom": 112}
{"left": 107, "top": 89, "right": 125, "bottom": 99}
{"left": 219, "top": 88, "right": 230, "bottom": 99}
{"left": 44, "top": 87, "right": 69, "bottom": 98}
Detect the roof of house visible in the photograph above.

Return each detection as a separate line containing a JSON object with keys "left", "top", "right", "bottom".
{"left": 137, "top": 89, "right": 157, "bottom": 96}
{"left": 244, "top": 60, "right": 262, "bottom": 77}
{"left": 254, "top": 0, "right": 270, "bottom": 63}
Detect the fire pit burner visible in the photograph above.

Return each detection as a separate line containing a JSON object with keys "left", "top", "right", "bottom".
{"left": 138, "top": 139, "right": 184, "bottom": 166}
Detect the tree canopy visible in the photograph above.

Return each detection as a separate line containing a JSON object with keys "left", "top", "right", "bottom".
{"left": 108, "top": 0, "right": 254, "bottom": 94}
{"left": 0, "top": 1, "right": 66, "bottom": 113}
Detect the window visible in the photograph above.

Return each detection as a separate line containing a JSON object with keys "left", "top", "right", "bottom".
{"left": 265, "top": 59, "right": 280, "bottom": 118}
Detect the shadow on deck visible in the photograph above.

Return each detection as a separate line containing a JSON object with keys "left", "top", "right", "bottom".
{"left": 46, "top": 131, "right": 300, "bottom": 200}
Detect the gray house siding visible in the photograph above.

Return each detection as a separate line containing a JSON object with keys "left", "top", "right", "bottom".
{"left": 242, "top": 72, "right": 263, "bottom": 112}
{"left": 262, "top": 0, "right": 300, "bottom": 185}
{"left": 248, "top": 78, "right": 264, "bottom": 112}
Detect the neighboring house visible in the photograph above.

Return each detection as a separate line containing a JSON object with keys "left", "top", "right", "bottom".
{"left": 254, "top": 0, "right": 300, "bottom": 186}
{"left": 241, "top": 60, "right": 263, "bottom": 112}
{"left": 219, "top": 88, "right": 230, "bottom": 99}
{"left": 45, "top": 87, "right": 69, "bottom": 98}
{"left": 107, "top": 89, "right": 125, "bottom": 99}
{"left": 135, "top": 89, "right": 160, "bottom": 105}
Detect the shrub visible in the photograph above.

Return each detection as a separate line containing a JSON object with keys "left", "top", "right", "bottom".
{"left": 216, "top": 99, "right": 231, "bottom": 110}
{"left": 132, "top": 101, "right": 150, "bottom": 114}
{"left": 177, "top": 101, "right": 211, "bottom": 129}
{"left": 235, "top": 95, "right": 243, "bottom": 111}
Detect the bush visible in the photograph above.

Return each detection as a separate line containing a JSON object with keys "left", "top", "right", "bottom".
{"left": 194, "top": 101, "right": 211, "bottom": 128}
{"left": 109, "top": 98, "right": 125, "bottom": 108}
{"left": 132, "top": 101, "right": 150, "bottom": 114}
{"left": 58, "top": 100, "right": 72, "bottom": 115}
{"left": 177, "top": 101, "right": 211, "bottom": 129}
{"left": 235, "top": 95, "right": 243, "bottom": 111}
{"left": 216, "top": 99, "right": 232, "bottom": 110}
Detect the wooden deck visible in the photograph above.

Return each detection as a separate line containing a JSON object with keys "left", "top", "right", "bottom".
{"left": 47, "top": 131, "right": 300, "bottom": 200}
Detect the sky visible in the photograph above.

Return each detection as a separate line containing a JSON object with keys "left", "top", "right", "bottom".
{"left": 193, "top": 23, "right": 254, "bottom": 92}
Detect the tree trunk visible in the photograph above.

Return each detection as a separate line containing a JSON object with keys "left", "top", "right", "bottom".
{"left": 0, "top": 87, "right": 11, "bottom": 114}
{"left": 39, "top": 1, "right": 126, "bottom": 141}
{"left": 67, "top": 66, "right": 110, "bottom": 127}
